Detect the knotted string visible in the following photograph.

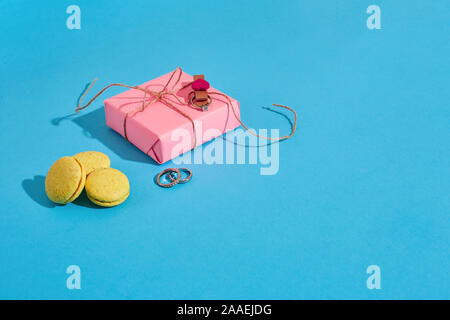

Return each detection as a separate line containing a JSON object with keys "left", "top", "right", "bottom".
{"left": 75, "top": 67, "right": 297, "bottom": 152}
{"left": 76, "top": 67, "right": 198, "bottom": 148}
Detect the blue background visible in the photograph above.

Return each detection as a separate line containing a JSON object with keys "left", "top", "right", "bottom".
{"left": 0, "top": 0, "right": 448, "bottom": 299}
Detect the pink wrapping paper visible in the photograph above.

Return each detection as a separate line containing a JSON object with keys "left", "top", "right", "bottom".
{"left": 104, "top": 70, "right": 241, "bottom": 164}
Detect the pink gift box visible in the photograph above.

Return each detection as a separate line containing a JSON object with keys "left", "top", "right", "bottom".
{"left": 103, "top": 70, "right": 241, "bottom": 164}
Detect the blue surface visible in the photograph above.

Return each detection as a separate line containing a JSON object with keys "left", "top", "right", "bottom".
{"left": 0, "top": 0, "right": 449, "bottom": 299}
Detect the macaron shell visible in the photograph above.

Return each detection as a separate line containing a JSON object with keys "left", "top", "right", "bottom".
{"left": 45, "top": 156, "right": 85, "bottom": 204}
{"left": 85, "top": 168, "right": 130, "bottom": 206}
{"left": 73, "top": 151, "right": 110, "bottom": 175}
{"left": 87, "top": 191, "right": 129, "bottom": 207}
{"left": 66, "top": 163, "right": 86, "bottom": 203}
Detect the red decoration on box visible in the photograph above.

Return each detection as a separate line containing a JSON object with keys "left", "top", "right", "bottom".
{"left": 191, "top": 79, "right": 210, "bottom": 91}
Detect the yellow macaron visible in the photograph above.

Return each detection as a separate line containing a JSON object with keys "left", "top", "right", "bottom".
{"left": 73, "top": 151, "right": 110, "bottom": 176}
{"left": 85, "top": 168, "right": 130, "bottom": 207}
{"left": 45, "top": 156, "right": 86, "bottom": 204}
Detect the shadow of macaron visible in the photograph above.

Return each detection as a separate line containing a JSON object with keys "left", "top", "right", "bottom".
{"left": 22, "top": 175, "right": 57, "bottom": 208}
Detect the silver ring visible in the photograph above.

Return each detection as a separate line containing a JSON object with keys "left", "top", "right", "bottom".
{"left": 190, "top": 94, "right": 211, "bottom": 111}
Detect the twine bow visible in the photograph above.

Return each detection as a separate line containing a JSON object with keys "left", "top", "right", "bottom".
{"left": 75, "top": 67, "right": 297, "bottom": 153}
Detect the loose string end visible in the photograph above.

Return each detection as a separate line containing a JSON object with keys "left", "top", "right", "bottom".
{"left": 75, "top": 78, "right": 98, "bottom": 113}
{"left": 272, "top": 103, "right": 297, "bottom": 140}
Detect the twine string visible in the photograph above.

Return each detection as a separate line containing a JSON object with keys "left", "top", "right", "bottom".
{"left": 75, "top": 67, "right": 297, "bottom": 151}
